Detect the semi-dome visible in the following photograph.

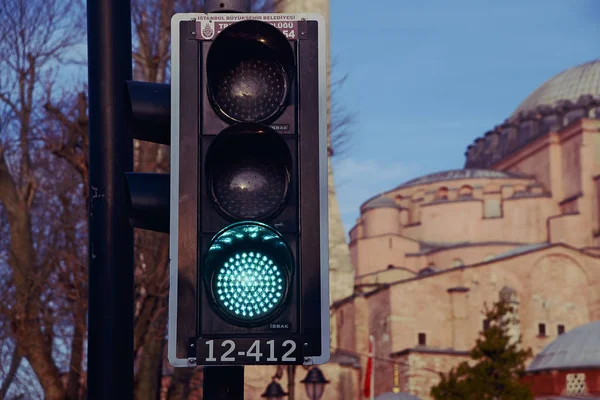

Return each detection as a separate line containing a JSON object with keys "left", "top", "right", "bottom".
{"left": 363, "top": 195, "right": 399, "bottom": 211}
{"left": 375, "top": 392, "right": 421, "bottom": 400}
{"left": 513, "top": 59, "right": 600, "bottom": 116}
{"left": 359, "top": 169, "right": 531, "bottom": 210}
{"left": 398, "top": 168, "right": 527, "bottom": 188}
{"left": 527, "top": 320, "right": 600, "bottom": 372}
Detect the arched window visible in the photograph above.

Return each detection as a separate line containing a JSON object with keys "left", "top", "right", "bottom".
{"left": 435, "top": 187, "right": 448, "bottom": 200}
{"left": 458, "top": 185, "right": 473, "bottom": 198}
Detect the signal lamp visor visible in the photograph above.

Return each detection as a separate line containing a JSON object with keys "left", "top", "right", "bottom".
{"left": 205, "top": 124, "right": 292, "bottom": 221}
{"left": 207, "top": 20, "right": 296, "bottom": 124}
{"left": 204, "top": 221, "right": 293, "bottom": 326}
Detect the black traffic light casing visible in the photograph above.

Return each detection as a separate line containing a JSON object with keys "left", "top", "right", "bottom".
{"left": 123, "top": 80, "right": 171, "bottom": 234}
{"left": 169, "top": 13, "right": 329, "bottom": 367}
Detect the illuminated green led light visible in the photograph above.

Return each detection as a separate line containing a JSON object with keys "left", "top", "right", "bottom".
{"left": 204, "top": 221, "right": 293, "bottom": 325}
{"left": 214, "top": 251, "right": 284, "bottom": 319}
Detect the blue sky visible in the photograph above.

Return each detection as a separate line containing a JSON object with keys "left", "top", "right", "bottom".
{"left": 330, "top": 0, "right": 600, "bottom": 234}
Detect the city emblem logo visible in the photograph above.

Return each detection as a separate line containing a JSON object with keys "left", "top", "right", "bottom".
{"left": 201, "top": 21, "right": 215, "bottom": 39}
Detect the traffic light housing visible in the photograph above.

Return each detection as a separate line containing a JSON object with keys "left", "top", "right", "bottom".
{"left": 124, "top": 80, "right": 170, "bottom": 234}
{"left": 169, "top": 13, "right": 329, "bottom": 367}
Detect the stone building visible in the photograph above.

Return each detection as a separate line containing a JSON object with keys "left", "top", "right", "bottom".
{"left": 331, "top": 59, "right": 600, "bottom": 399}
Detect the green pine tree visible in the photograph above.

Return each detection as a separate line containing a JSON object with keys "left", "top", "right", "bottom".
{"left": 430, "top": 299, "right": 534, "bottom": 400}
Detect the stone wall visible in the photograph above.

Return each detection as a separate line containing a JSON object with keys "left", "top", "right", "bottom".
{"left": 368, "top": 289, "right": 393, "bottom": 396}
{"left": 355, "top": 192, "right": 554, "bottom": 245}
{"left": 384, "top": 245, "right": 599, "bottom": 357}
{"left": 351, "top": 234, "right": 420, "bottom": 277}
{"left": 393, "top": 350, "right": 470, "bottom": 400}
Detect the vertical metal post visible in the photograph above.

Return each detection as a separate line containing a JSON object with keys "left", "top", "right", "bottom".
{"left": 86, "top": 0, "right": 133, "bottom": 398}
{"left": 288, "top": 365, "right": 296, "bottom": 400}
{"left": 203, "top": 366, "right": 245, "bottom": 400}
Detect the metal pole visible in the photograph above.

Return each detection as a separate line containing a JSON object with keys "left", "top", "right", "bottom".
{"left": 86, "top": 0, "right": 133, "bottom": 398}
{"left": 287, "top": 365, "right": 296, "bottom": 400}
{"left": 203, "top": 366, "right": 245, "bottom": 400}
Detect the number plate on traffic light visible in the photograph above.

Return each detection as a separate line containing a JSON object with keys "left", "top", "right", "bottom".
{"left": 196, "top": 337, "right": 303, "bottom": 365}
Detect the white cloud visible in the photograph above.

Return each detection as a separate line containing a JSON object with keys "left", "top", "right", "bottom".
{"left": 332, "top": 157, "right": 423, "bottom": 235}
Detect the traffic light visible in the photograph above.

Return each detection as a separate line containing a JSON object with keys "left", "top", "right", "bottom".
{"left": 123, "top": 80, "right": 171, "bottom": 233}
{"left": 169, "top": 13, "right": 329, "bottom": 367}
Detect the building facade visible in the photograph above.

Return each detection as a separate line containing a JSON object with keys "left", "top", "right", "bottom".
{"left": 332, "top": 59, "right": 600, "bottom": 399}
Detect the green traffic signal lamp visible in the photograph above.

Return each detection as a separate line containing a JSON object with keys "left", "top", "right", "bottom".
{"left": 203, "top": 221, "right": 294, "bottom": 327}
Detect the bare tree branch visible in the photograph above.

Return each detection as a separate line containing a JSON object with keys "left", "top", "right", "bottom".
{"left": 0, "top": 0, "right": 85, "bottom": 398}
{"left": 0, "top": 345, "right": 22, "bottom": 399}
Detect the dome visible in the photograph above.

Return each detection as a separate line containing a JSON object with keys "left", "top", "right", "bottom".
{"left": 375, "top": 392, "right": 421, "bottom": 400}
{"left": 513, "top": 59, "right": 600, "bottom": 116}
{"left": 398, "top": 168, "right": 527, "bottom": 189}
{"left": 527, "top": 320, "right": 600, "bottom": 372}
{"left": 362, "top": 195, "right": 399, "bottom": 211}
{"left": 360, "top": 169, "right": 530, "bottom": 210}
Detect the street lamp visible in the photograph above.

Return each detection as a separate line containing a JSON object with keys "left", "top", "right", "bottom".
{"left": 261, "top": 379, "right": 288, "bottom": 400}
{"left": 301, "top": 367, "right": 330, "bottom": 400}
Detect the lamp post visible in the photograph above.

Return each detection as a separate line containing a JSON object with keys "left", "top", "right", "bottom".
{"left": 262, "top": 379, "right": 288, "bottom": 400}
{"left": 301, "top": 367, "right": 330, "bottom": 400}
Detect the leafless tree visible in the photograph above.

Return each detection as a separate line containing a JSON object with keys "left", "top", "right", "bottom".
{"left": 0, "top": 0, "right": 85, "bottom": 398}
{"left": 329, "top": 70, "right": 355, "bottom": 158}
{"left": 43, "top": 88, "right": 89, "bottom": 400}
